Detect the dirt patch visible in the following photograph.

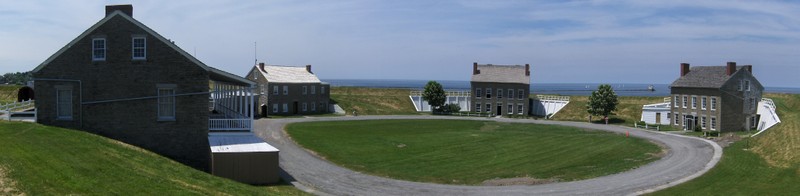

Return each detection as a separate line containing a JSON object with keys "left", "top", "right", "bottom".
{"left": 712, "top": 133, "right": 744, "bottom": 148}
{"left": 481, "top": 177, "right": 559, "bottom": 186}
{"left": 0, "top": 165, "right": 24, "bottom": 196}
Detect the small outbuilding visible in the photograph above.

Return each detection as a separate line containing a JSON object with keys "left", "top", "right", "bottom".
{"left": 209, "top": 134, "right": 280, "bottom": 185}
{"left": 641, "top": 98, "right": 671, "bottom": 125}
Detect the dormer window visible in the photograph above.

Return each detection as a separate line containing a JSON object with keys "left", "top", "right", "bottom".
{"left": 132, "top": 37, "right": 146, "bottom": 60}
{"left": 92, "top": 38, "right": 106, "bottom": 61}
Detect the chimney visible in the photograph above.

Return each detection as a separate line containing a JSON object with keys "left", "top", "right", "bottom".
{"left": 525, "top": 64, "right": 530, "bottom": 76}
{"left": 726, "top": 62, "right": 736, "bottom": 76}
{"left": 473, "top": 62, "right": 480, "bottom": 75}
{"left": 306, "top": 65, "right": 312, "bottom": 73}
{"left": 743, "top": 65, "right": 752, "bottom": 73}
{"left": 106, "top": 5, "right": 133, "bottom": 17}
{"left": 258, "top": 62, "right": 265, "bottom": 72}
{"left": 680, "top": 63, "right": 690, "bottom": 76}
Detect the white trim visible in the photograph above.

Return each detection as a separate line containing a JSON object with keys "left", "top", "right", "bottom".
{"left": 132, "top": 36, "right": 146, "bottom": 60}
{"left": 507, "top": 104, "right": 513, "bottom": 114}
{"left": 508, "top": 89, "right": 514, "bottom": 100}
{"left": 701, "top": 96, "right": 707, "bottom": 110}
{"left": 92, "top": 38, "right": 106, "bottom": 61}
{"left": 691, "top": 96, "right": 697, "bottom": 109}
{"left": 157, "top": 86, "right": 176, "bottom": 121}
{"left": 272, "top": 103, "right": 278, "bottom": 113}
{"left": 56, "top": 87, "right": 73, "bottom": 120}
{"left": 710, "top": 97, "right": 717, "bottom": 111}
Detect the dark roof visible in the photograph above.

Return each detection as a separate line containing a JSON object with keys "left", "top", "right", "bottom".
{"left": 470, "top": 64, "right": 530, "bottom": 84}
{"left": 670, "top": 66, "right": 747, "bottom": 88}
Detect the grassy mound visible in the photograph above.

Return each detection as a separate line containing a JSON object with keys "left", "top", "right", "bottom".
{"left": 0, "top": 121, "right": 306, "bottom": 195}
{"left": 288, "top": 119, "right": 661, "bottom": 185}
{"left": 0, "top": 85, "right": 19, "bottom": 104}
{"left": 752, "top": 93, "right": 800, "bottom": 167}
{"left": 550, "top": 96, "right": 669, "bottom": 125}
{"left": 330, "top": 87, "right": 419, "bottom": 115}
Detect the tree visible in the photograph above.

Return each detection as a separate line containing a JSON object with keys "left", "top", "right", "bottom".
{"left": 586, "top": 84, "right": 619, "bottom": 124}
{"left": 422, "top": 80, "right": 446, "bottom": 112}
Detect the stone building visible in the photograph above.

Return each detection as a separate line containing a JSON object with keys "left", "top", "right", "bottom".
{"left": 670, "top": 62, "right": 764, "bottom": 132}
{"left": 470, "top": 62, "right": 531, "bottom": 116}
{"left": 31, "top": 5, "right": 274, "bottom": 177}
{"left": 246, "top": 63, "right": 330, "bottom": 116}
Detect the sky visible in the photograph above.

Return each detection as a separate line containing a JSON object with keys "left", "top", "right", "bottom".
{"left": 1, "top": 0, "right": 799, "bottom": 87}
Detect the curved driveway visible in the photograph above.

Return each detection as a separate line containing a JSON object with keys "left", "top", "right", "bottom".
{"left": 253, "top": 116, "right": 722, "bottom": 196}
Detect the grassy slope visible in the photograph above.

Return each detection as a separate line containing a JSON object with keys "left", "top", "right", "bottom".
{"left": 288, "top": 119, "right": 660, "bottom": 185}
{"left": 0, "top": 121, "right": 307, "bottom": 195}
{"left": 330, "top": 87, "right": 419, "bottom": 115}
{"left": 550, "top": 96, "right": 667, "bottom": 126}
{"left": 0, "top": 85, "right": 19, "bottom": 104}
{"left": 652, "top": 93, "right": 800, "bottom": 195}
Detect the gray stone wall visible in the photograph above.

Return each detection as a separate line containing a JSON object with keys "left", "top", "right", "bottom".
{"left": 34, "top": 15, "right": 211, "bottom": 170}
{"left": 470, "top": 82, "right": 529, "bottom": 116}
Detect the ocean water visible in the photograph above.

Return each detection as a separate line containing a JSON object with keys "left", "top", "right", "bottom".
{"left": 323, "top": 79, "right": 800, "bottom": 97}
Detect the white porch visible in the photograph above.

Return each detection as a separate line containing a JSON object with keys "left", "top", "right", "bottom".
{"left": 209, "top": 82, "right": 254, "bottom": 132}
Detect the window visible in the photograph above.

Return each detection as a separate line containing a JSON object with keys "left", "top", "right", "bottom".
{"left": 750, "top": 98, "right": 755, "bottom": 110}
{"left": 486, "top": 103, "right": 491, "bottom": 113}
{"left": 260, "top": 84, "right": 266, "bottom": 95}
{"left": 475, "top": 88, "right": 482, "bottom": 98}
{"left": 674, "top": 96, "right": 679, "bottom": 108}
{"left": 311, "top": 86, "right": 316, "bottom": 94}
{"left": 701, "top": 97, "right": 707, "bottom": 110}
{"left": 507, "top": 104, "right": 513, "bottom": 114}
{"left": 486, "top": 88, "right": 492, "bottom": 99}
{"left": 751, "top": 116, "right": 757, "bottom": 128}
{"left": 283, "top": 86, "right": 288, "bottom": 95}
{"left": 157, "top": 87, "right": 176, "bottom": 121}
{"left": 711, "top": 117, "right": 717, "bottom": 130}
{"left": 302, "top": 86, "right": 308, "bottom": 95}
{"left": 475, "top": 102, "right": 481, "bottom": 111}
{"left": 56, "top": 88, "right": 73, "bottom": 120}
{"left": 682, "top": 96, "right": 688, "bottom": 108}
{"left": 517, "top": 104, "right": 524, "bottom": 114}
{"left": 132, "top": 37, "right": 146, "bottom": 60}
{"left": 302, "top": 103, "right": 307, "bottom": 111}
{"left": 738, "top": 80, "right": 743, "bottom": 91}
{"left": 497, "top": 89, "right": 503, "bottom": 99}
{"left": 273, "top": 86, "right": 278, "bottom": 95}
{"left": 321, "top": 86, "right": 326, "bottom": 94}
{"left": 691, "top": 96, "right": 697, "bottom": 109}
{"left": 745, "top": 80, "right": 751, "bottom": 91}
{"left": 272, "top": 103, "right": 278, "bottom": 113}
{"left": 92, "top": 38, "right": 106, "bottom": 61}
{"left": 311, "top": 102, "right": 316, "bottom": 111}
{"left": 508, "top": 89, "right": 514, "bottom": 100}
{"left": 674, "top": 114, "right": 679, "bottom": 125}
{"left": 518, "top": 90, "right": 524, "bottom": 99}
{"left": 282, "top": 103, "right": 288, "bottom": 113}
{"left": 711, "top": 97, "right": 717, "bottom": 110}
{"left": 701, "top": 116, "right": 707, "bottom": 130}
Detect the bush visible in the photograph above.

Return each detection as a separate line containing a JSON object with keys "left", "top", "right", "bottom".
{"left": 435, "top": 104, "right": 462, "bottom": 114}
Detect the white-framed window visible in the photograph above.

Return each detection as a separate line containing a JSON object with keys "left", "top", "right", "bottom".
{"left": 711, "top": 117, "right": 717, "bottom": 130}
{"left": 518, "top": 89, "right": 524, "bottom": 99}
{"left": 282, "top": 103, "right": 288, "bottom": 113}
{"left": 738, "top": 80, "right": 743, "bottom": 91}
{"left": 745, "top": 80, "right": 751, "bottom": 91}
{"left": 272, "top": 103, "right": 278, "bottom": 113}
{"left": 475, "top": 102, "right": 481, "bottom": 111}
{"left": 701, "top": 116, "right": 707, "bottom": 130}
{"left": 507, "top": 104, "right": 513, "bottom": 114}
{"left": 674, "top": 96, "right": 679, "bottom": 108}
{"left": 132, "top": 36, "right": 146, "bottom": 60}
{"left": 701, "top": 97, "right": 707, "bottom": 110}
{"left": 674, "top": 113, "right": 680, "bottom": 125}
{"left": 486, "top": 103, "right": 491, "bottom": 113}
{"left": 750, "top": 98, "right": 755, "bottom": 110}
{"left": 56, "top": 87, "right": 73, "bottom": 120}
{"left": 92, "top": 38, "right": 106, "bottom": 61}
{"left": 497, "top": 89, "right": 503, "bottom": 99}
{"left": 283, "top": 86, "right": 288, "bottom": 95}
{"left": 311, "top": 102, "right": 316, "bottom": 111}
{"left": 303, "top": 86, "right": 308, "bottom": 95}
{"left": 321, "top": 86, "right": 326, "bottom": 94}
{"left": 157, "top": 85, "right": 176, "bottom": 121}
{"left": 711, "top": 97, "right": 717, "bottom": 111}
{"left": 311, "top": 86, "right": 316, "bottom": 95}
{"left": 302, "top": 102, "right": 308, "bottom": 111}
{"left": 273, "top": 86, "right": 278, "bottom": 95}
{"left": 508, "top": 89, "right": 514, "bottom": 100}
{"left": 750, "top": 116, "right": 757, "bottom": 128}
{"left": 486, "top": 88, "right": 492, "bottom": 99}
{"left": 691, "top": 96, "right": 697, "bottom": 109}
{"left": 475, "top": 88, "right": 482, "bottom": 98}
{"left": 682, "top": 96, "right": 688, "bottom": 108}
{"left": 517, "top": 104, "right": 524, "bottom": 114}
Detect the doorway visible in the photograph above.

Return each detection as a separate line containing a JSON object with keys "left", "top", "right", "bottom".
{"left": 496, "top": 105, "right": 502, "bottom": 116}
{"left": 685, "top": 115, "right": 695, "bottom": 131}
{"left": 655, "top": 113, "right": 661, "bottom": 124}
{"left": 293, "top": 102, "right": 299, "bottom": 115}
{"left": 260, "top": 104, "right": 267, "bottom": 117}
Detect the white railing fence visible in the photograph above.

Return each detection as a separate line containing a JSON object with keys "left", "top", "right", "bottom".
{"left": 209, "top": 119, "right": 251, "bottom": 131}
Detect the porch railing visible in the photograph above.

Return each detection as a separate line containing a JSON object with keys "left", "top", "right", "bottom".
{"left": 209, "top": 118, "right": 252, "bottom": 131}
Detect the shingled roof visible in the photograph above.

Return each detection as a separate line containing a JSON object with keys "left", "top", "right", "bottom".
{"left": 670, "top": 66, "right": 748, "bottom": 88}
{"left": 471, "top": 64, "right": 530, "bottom": 84}
{"left": 257, "top": 65, "right": 321, "bottom": 83}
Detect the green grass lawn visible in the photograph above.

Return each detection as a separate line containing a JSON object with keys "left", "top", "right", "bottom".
{"left": 287, "top": 119, "right": 661, "bottom": 185}
{"left": 330, "top": 87, "right": 419, "bottom": 115}
{"left": 550, "top": 96, "right": 668, "bottom": 126}
{"left": 0, "top": 121, "right": 307, "bottom": 195}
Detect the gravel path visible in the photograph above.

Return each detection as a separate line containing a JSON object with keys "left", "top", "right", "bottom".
{"left": 253, "top": 116, "right": 722, "bottom": 196}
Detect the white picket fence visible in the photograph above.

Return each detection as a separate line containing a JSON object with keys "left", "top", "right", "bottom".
{"left": 0, "top": 99, "right": 36, "bottom": 121}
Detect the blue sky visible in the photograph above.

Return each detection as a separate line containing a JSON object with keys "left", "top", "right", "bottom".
{"left": 1, "top": 0, "right": 799, "bottom": 87}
